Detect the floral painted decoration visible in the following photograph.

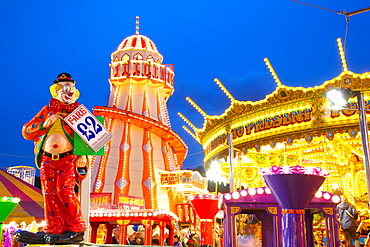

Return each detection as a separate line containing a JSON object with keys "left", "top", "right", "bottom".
{"left": 259, "top": 165, "right": 329, "bottom": 177}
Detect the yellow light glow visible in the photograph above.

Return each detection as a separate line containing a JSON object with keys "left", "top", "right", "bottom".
{"left": 182, "top": 126, "right": 199, "bottom": 141}
{"left": 264, "top": 58, "right": 282, "bottom": 87}
{"left": 214, "top": 78, "right": 235, "bottom": 101}
{"left": 337, "top": 38, "right": 348, "bottom": 72}
{"left": 178, "top": 112, "right": 197, "bottom": 131}
{"left": 186, "top": 97, "right": 208, "bottom": 117}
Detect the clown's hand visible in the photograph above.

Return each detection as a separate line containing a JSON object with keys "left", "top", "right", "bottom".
{"left": 43, "top": 114, "right": 61, "bottom": 128}
{"left": 76, "top": 155, "right": 87, "bottom": 167}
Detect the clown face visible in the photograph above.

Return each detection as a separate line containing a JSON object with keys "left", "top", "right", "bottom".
{"left": 55, "top": 82, "right": 76, "bottom": 104}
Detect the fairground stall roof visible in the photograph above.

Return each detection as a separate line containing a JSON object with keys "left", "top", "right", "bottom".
{"left": 180, "top": 39, "right": 370, "bottom": 200}
{"left": 0, "top": 169, "right": 44, "bottom": 224}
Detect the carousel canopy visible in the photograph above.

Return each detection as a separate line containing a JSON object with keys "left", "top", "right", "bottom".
{"left": 0, "top": 169, "right": 44, "bottom": 224}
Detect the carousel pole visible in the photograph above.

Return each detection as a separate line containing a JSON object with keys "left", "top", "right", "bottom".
{"left": 227, "top": 132, "right": 234, "bottom": 192}
{"left": 356, "top": 92, "right": 370, "bottom": 202}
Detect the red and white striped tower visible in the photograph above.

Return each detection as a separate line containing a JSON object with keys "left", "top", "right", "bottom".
{"left": 91, "top": 19, "right": 187, "bottom": 209}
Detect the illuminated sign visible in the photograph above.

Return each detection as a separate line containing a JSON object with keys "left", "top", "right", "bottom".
{"left": 117, "top": 194, "right": 145, "bottom": 210}
{"left": 90, "top": 193, "right": 112, "bottom": 209}
{"left": 160, "top": 171, "right": 192, "bottom": 185}
{"left": 329, "top": 101, "right": 370, "bottom": 118}
{"left": 206, "top": 108, "right": 312, "bottom": 153}
{"left": 64, "top": 104, "right": 113, "bottom": 152}
{"left": 158, "top": 170, "right": 206, "bottom": 190}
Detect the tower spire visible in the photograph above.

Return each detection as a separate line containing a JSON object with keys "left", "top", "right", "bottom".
{"left": 135, "top": 16, "right": 140, "bottom": 35}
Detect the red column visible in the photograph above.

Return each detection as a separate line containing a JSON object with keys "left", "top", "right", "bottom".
{"left": 168, "top": 224, "right": 174, "bottom": 246}
{"left": 143, "top": 221, "right": 153, "bottom": 245}
{"left": 90, "top": 223, "right": 100, "bottom": 243}
{"left": 159, "top": 222, "right": 165, "bottom": 245}
{"left": 105, "top": 223, "right": 115, "bottom": 244}
{"left": 119, "top": 225, "right": 127, "bottom": 245}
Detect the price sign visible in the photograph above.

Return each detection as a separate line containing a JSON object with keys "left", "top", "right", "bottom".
{"left": 64, "top": 104, "right": 113, "bottom": 152}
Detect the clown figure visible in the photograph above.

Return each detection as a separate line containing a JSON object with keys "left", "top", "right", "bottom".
{"left": 15, "top": 73, "right": 88, "bottom": 245}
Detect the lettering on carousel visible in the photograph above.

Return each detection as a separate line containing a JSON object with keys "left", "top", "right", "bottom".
{"left": 207, "top": 108, "right": 312, "bottom": 152}
{"left": 329, "top": 101, "right": 370, "bottom": 118}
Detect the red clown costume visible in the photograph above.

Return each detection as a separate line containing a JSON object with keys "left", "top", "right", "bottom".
{"left": 21, "top": 73, "right": 87, "bottom": 244}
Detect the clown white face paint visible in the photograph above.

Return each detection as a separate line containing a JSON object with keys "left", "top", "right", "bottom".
{"left": 55, "top": 82, "right": 76, "bottom": 104}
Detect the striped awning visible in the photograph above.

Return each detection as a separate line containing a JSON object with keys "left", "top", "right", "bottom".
{"left": 0, "top": 169, "right": 44, "bottom": 224}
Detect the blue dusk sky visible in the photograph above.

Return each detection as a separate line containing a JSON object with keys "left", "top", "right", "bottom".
{"left": 0, "top": 0, "right": 370, "bottom": 170}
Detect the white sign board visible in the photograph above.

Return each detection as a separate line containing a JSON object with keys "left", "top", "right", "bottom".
{"left": 64, "top": 104, "right": 113, "bottom": 152}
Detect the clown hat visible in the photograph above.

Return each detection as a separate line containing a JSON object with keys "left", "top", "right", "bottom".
{"left": 53, "top": 72, "right": 75, "bottom": 83}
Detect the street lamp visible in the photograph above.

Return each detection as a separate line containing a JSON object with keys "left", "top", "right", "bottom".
{"left": 326, "top": 88, "right": 370, "bottom": 202}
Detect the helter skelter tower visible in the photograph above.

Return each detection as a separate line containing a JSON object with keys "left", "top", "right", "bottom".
{"left": 91, "top": 18, "right": 187, "bottom": 209}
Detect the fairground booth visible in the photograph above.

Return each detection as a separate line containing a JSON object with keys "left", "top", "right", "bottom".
{"left": 89, "top": 208, "right": 178, "bottom": 245}
{"left": 222, "top": 185, "right": 341, "bottom": 247}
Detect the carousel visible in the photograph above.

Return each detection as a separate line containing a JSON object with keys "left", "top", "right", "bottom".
{"left": 180, "top": 38, "right": 370, "bottom": 245}
{"left": 181, "top": 38, "right": 370, "bottom": 202}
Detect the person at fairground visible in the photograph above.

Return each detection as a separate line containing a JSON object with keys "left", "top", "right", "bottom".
{"left": 174, "top": 235, "right": 182, "bottom": 246}
{"left": 112, "top": 226, "right": 120, "bottom": 244}
{"left": 15, "top": 73, "right": 88, "bottom": 245}
{"left": 187, "top": 234, "right": 199, "bottom": 247}
{"left": 127, "top": 235, "right": 137, "bottom": 245}
{"left": 337, "top": 195, "right": 360, "bottom": 247}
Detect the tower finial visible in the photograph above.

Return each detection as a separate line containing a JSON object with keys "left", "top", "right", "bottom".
{"left": 135, "top": 16, "right": 140, "bottom": 35}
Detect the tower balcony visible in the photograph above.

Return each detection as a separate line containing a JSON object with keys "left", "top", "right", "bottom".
{"left": 110, "top": 60, "right": 174, "bottom": 90}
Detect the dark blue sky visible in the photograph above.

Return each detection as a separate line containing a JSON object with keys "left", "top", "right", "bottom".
{"left": 1, "top": 0, "right": 370, "bottom": 170}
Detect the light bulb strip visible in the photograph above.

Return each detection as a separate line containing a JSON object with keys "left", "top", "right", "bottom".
{"left": 178, "top": 112, "right": 197, "bottom": 131}
{"left": 214, "top": 78, "right": 235, "bottom": 101}
{"left": 337, "top": 38, "right": 348, "bottom": 71}
{"left": 182, "top": 125, "right": 199, "bottom": 141}
{"left": 264, "top": 58, "right": 282, "bottom": 87}
{"left": 186, "top": 97, "right": 207, "bottom": 117}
